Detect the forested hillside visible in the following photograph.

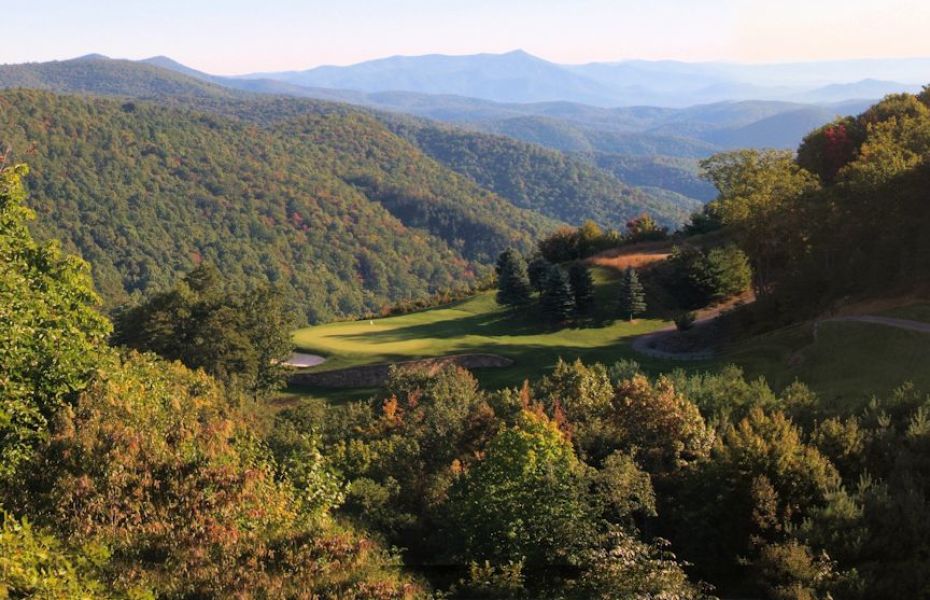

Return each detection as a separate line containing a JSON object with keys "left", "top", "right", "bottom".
{"left": 0, "top": 55, "right": 239, "bottom": 98}
{"left": 0, "top": 89, "right": 554, "bottom": 322}
{"left": 700, "top": 88, "right": 930, "bottom": 321}
{"left": 386, "top": 119, "right": 700, "bottom": 227}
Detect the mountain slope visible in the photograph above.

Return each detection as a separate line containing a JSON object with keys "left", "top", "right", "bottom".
{"left": 0, "top": 56, "right": 700, "bottom": 224}
{"left": 386, "top": 119, "right": 700, "bottom": 227}
{"left": 0, "top": 55, "right": 239, "bottom": 98}
{"left": 0, "top": 90, "right": 554, "bottom": 323}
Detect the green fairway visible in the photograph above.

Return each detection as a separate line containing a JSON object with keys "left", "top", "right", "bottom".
{"left": 292, "top": 267, "right": 679, "bottom": 390}
{"left": 293, "top": 263, "right": 930, "bottom": 406}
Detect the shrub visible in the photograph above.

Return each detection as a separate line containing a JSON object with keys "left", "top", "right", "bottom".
{"left": 675, "top": 311, "right": 698, "bottom": 331}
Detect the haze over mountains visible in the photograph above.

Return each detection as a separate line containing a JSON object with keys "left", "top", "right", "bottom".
{"left": 240, "top": 49, "right": 928, "bottom": 107}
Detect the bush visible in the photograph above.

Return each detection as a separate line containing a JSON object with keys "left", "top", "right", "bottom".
{"left": 675, "top": 311, "right": 698, "bottom": 331}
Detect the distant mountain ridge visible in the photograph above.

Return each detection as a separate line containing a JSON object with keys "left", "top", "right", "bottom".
{"left": 242, "top": 50, "right": 929, "bottom": 107}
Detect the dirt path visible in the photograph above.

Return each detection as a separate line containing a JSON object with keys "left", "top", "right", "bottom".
{"left": 630, "top": 318, "right": 716, "bottom": 361}
{"left": 634, "top": 312, "right": 930, "bottom": 362}
{"left": 814, "top": 315, "right": 930, "bottom": 337}
{"left": 631, "top": 292, "right": 754, "bottom": 361}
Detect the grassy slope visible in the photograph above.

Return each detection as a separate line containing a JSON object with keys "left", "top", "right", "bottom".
{"left": 717, "top": 304, "right": 930, "bottom": 409}
{"left": 295, "top": 277, "right": 930, "bottom": 406}
{"left": 293, "top": 267, "right": 673, "bottom": 389}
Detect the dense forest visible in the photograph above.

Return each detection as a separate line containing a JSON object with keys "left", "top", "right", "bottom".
{"left": 0, "top": 58, "right": 710, "bottom": 322}
{"left": 0, "top": 89, "right": 555, "bottom": 322}
{"left": 385, "top": 117, "right": 699, "bottom": 227}
{"left": 698, "top": 88, "right": 930, "bottom": 323}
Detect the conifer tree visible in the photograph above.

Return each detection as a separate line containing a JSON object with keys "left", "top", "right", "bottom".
{"left": 541, "top": 265, "right": 575, "bottom": 323}
{"left": 527, "top": 254, "right": 551, "bottom": 293}
{"left": 496, "top": 248, "right": 532, "bottom": 308}
{"left": 617, "top": 267, "right": 646, "bottom": 321}
{"left": 568, "top": 262, "right": 596, "bottom": 315}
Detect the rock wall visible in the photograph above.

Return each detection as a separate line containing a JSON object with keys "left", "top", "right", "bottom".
{"left": 288, "top": 353, "right": 513, "bottom": 389}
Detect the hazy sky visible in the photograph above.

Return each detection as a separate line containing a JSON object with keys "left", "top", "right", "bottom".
{"left": 7, "top": 0, "right": 930, "bottom": 74}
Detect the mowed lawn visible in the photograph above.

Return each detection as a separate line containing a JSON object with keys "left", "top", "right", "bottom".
{"left": 292, "top": 267, "right": 676, "bottom": 389}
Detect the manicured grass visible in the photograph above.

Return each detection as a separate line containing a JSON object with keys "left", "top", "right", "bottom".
{"left": 292, "top": 267, "right": 678, "bottom": 391}
{"left": 717, "top": 319, "right": 930, "bottom": 409}
{"left": 292, "top": 271, "right": 930, "bottom": 407}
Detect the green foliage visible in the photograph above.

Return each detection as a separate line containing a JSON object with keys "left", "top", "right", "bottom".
{"left": 669, "top": 407, "right": 839, "bottom": 588}
{"left": 567, "top": 262, "right": 595, "bottom": 315}
{"left": 0, "top": 513, "right": 132, "bottom": 600}
{"left": 534, "top": 359, "right": 617, "bottom": 458}
{"left": 569, "top": 531, "right": 708, "bottom": 600}
{"left": 700, "top": 149, "right": 820, "bottom": 295}
{"left": 323, "top": 365, "right": 496, "bottom": 551}
{"left": 0, "top": 162, "right": 422, "bottom": 598}
{"left": 624, "top": 212, "right": 668, "bottom": 242}
{"left": 613, "top": 375, "right": 714, "bottom": 473}
{"left": 388, "top": 119, "right": 691, "bottom": 228}
{"left": 675, "top": 311, "right": 697, "bottom": 331}
{"left": 112, "top": 264, "right": 292, "bottom": 397}
{"left": 703, "top": 91, "right": 930, "bottom": 314}
{"left": 0, "top": 56, "right": 236, "bottom": 99}
{"left": 539, "top": 265, "right": 575, "bottom": 323}
{"left": 616, "top": 267, "right": 646, "bottom": 321}
{"left": 0, "top": 164, "right": 111, "bottom": 485}
{"left": 536, "top": 221, "right": 621, "bottom": 263}
{"left": 446, "top": 409, "right": 597, "bottom": 567}
{"left": 526, "top": 254, "right": 550, "bottom": 293}
{"left": 796, "top": 116, "right": 866, "bottom": 183}
{"left": 1, "top": 89, "right": 550, "bottom": 323}
{"left": 21, "top": 352, "right": 419, "bottom": 597}
{"left": 665, "top": 244, "right": 751, "bottom": 309}
{"left": 916, "top": 84, "right": 930, "bottom": 105}
{"left": 585, "top": 152, "right": 717, "bottom": 203}
{"left": 495, "top": 249, "right": 533, "bottom": 308}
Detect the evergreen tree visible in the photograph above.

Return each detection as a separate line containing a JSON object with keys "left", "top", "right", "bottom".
{"left": 540, "top": 265, "right": 575, "bottom": 323}
{"left": 617, "top": 267, "right": 646, "bottom": 321}
{"left": 496, "top": 249, "right": 532, "bottom": 308}
{"left": 527, "top": 254, "right": 551, "bottom": 293}
{"left": 568, "top": 262, "right": 596, "bottom": 315}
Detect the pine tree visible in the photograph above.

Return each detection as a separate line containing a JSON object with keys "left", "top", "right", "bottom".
{"left": 617, "top": 267, "right": 646, "bottom": 321}
{"left": 540, "top": 266, "right": 575, "bottom": 323}
{"left": 568, "top": 262, "right": 595, "bottom": 315}
{"left": 496, "top": 249, "right": 532, "bottom": 308}
{"left": 527, "top": 254, "right": 551, "bottom": 293}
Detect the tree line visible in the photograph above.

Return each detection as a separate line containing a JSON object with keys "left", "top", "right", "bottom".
{"left": 496, "top": 248, "right": 647, "bottom": 324}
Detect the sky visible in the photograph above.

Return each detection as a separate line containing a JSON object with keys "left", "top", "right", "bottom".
{"left": 6, "top": 0, "right": 930, "bottom": 75}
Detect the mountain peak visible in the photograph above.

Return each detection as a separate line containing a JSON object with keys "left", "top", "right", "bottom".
{"left": 70, "top": 53, "right": 110, "bottom": 62}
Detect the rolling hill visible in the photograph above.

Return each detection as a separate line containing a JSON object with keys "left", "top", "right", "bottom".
{"left": 0, "top": 55, "right": 239, "bottom": 98}
{"left": 384, "top": 117, "right": 701, "bottom": 225}
{"left": 0, "top": 56, "right": 700, "bottom": 224}
{"left": 0, "top": 89, "right": 557, "bottom": 323}
{"left": 34, "top": 54, "right": 892, "bottom": 205}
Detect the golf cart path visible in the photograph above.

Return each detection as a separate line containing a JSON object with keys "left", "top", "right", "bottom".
{"left": 814, "top": 315, "right": 930, "bottom": 336}
{"left": 633, "top": 313, "right": 930, "bottom": 361}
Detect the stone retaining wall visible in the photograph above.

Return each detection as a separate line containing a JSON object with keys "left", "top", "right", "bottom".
{"left": 288, "top": 353, "right": 513, "bottom": 388}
